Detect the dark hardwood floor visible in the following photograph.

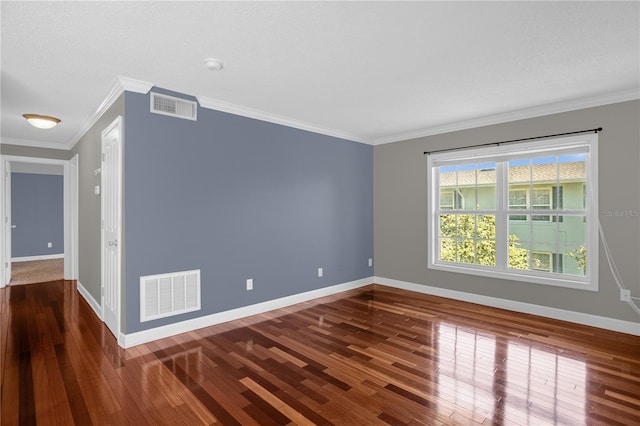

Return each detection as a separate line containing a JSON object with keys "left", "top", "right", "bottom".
{"left": 1, "top": 280, "right": 639, "bottom": 425}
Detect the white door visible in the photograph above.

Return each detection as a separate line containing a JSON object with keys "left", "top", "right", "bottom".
{"left": 3, "top": 161, "right": 12, "bottom": 286}
{"left": 101, "top": 117, "right": 123, "bottom": 338}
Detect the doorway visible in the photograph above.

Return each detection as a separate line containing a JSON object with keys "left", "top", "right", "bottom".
{"left": 9, "top": 258, "right": 64, "bottom": 285}
{"left": 0, "top": 155, "right": 78, "bottom": 288}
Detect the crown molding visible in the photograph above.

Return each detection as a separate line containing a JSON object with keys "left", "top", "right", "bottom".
{"left": 118, "top": 76, "right": 154, "bottom": 94}
{"left": 196, "top": 95, "right": 372, "bottom": 145}
{"left": 0, "top": 136, "right": 70, "bottom": 151}
{"left": 374, "top": 88, "right": 640, "bottom": 145}
{"left": 12, "top": 76, "right": 635, "bottom": 151}
{"left": 66, "top": 76, "right": 153, "bottom": 150}
{"left": 67, "top": 76, "right": 372, "bottom": 149}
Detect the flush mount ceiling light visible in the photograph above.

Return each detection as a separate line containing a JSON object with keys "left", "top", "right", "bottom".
{"left": 23, "top": 114, "right": 61, "bottom": 129}
{"left": 204, "top": 58, "right": 223, "bottom": 71}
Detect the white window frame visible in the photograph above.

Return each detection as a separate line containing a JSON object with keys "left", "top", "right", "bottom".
{"left": 427, "top": 133, "right": 598, "bottom": 291}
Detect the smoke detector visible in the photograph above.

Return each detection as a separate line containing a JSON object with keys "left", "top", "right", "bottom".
{"left": 204, "top": 58, "right": 223, "bottom": 71}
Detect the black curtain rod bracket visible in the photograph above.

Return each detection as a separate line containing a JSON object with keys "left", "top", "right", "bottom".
{"left": 423, "top": 127, "right": 602, "bottom": 156}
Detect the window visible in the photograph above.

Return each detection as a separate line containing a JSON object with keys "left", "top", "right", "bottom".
{"left": 428, "top": 134, "right": 598, "bottom": 290}
{"left": 508, "top": 187, "right": 552, "bottom": 221}
{"left": 531, "top": 251, "right": 552, "bottom": 272}
{"left": 439, "top": 189, "right": 464, "bottom": 210}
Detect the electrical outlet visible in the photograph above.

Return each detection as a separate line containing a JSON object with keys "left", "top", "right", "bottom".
{"left": 620, "top": 289, "right": 631, "bottom": 302}
{"left": 368, "top": 258, "right": 373, "bottom": 267}
{"left": 246, "top": 279, "right": 253, "bottom": 291}
{"left": 47, "top": 242, "right": 52, "bottom": 248}
{"left": 318, "top": 267, "right": 323, "bottom": 277}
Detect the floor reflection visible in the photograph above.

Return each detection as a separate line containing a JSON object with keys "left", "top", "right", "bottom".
{"left": 437, "top": 323, "right": 497, "bottom": 423}
{"left": 505, "top": 342, "right": 586, "bottom": 425}
{"left": 436, "top": 322, "right": 587, "bottom": 425}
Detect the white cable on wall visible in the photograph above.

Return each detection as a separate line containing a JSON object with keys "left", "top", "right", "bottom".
{"left": 584, "top": 135, "right": 640, "bottom": 317}
{"left": 598, "top": 220, "right": 640, "bottom": 316}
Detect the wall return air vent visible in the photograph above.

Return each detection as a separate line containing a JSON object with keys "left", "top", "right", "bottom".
{"left": 140, "top": 269, "right": 201, "bottom": 322}
{"left": 150, "top": 92, "right": 197, "bottom": 121}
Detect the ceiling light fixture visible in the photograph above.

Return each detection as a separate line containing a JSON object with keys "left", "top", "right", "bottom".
{"left": 23, "top": 114, "right": 61, "bottom": 129}
{"left": 204, "top": 58, "right": 223, "bottom": 71}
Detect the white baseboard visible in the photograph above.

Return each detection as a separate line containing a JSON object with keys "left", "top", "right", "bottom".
{"left": 115, "top": 274, "right": 640, "bottom": 348}
{"left": 12, "top": 253, "right": 64, "bottom": 262}
{"left": 374, "top": 276, "right": 640, "bottom": 336}
{"left": 76, "top": 280, "right": 103, "bottom": 320}
{"left": 120, "top": 277, "right": 373, "bottom": 348}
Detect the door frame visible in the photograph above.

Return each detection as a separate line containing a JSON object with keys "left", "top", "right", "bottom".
{"left": 0, "top": 154, "right": 78, "bottom": 288}
{"left": 1, "top": 161, "right": 11, "bottom": 285}
{"left": 100, "top": 116, "right": 123, "bottom": 341}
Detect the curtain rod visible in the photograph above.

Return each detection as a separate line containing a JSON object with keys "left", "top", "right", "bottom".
{"left": 423, "top": 127, "right": 602, "bottom": 156}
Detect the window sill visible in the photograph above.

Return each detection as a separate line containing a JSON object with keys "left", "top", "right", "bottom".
{"left": 428, "top": 262, "right": 598, "bottom": 291}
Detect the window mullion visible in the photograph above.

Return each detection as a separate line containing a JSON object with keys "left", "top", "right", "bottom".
{"left": 495, "top": 161, "right": 508, "bottom": 270}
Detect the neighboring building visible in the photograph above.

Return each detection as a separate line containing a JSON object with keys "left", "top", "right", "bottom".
{"left": 439, "top": 159, "right": 587, "bottom": 276}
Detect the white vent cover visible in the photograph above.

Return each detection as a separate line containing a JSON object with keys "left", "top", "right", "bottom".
{"left": 140, "top": 269, "right": 201, "bottom": 322}
{"left": 150, "top": 92, "right": 197, "bottom": 121}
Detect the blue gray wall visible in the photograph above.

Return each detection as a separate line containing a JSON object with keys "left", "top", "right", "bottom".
{"left": 124, "top": 88, "right": 373, "bottom": 333}
{"left": 11, "top": 173, "right": 64, "bottom": 258}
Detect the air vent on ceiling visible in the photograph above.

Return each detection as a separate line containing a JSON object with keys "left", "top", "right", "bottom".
{"left": 140, "top": 269, "right": 201, "bottom": 322}
{"left": 150, "top": 92, "right": 197, "bottom": 121}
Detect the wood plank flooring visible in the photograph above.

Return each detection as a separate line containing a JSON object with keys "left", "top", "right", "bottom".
{"left": 1, "top": 280, "right": 639, "bottom": 425}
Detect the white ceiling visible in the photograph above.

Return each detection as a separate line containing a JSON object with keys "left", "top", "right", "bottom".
{"left": 1, "top": 1, "right": 639, "bottom": 149}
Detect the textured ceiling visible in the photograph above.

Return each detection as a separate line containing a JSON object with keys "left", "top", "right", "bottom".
{"left": 1, "top": 1, "right": 639, "bottom": 149}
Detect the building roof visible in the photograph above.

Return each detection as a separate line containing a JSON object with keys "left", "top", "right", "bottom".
{"left": 440, "top": 162, "right": 586, "bottom": 187}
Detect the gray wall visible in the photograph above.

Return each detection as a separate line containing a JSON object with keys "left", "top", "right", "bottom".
{"left": 124, "top": 88, "right": 373, "bottom": 333}
{"left": 11, "top": 173, "right": 64, "bottom": 258}
{"left": 70, "top": 94, "right": 125, "bottom": 303}
{"left": 374, "top": 100, "right": 640, "bottom": 323}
